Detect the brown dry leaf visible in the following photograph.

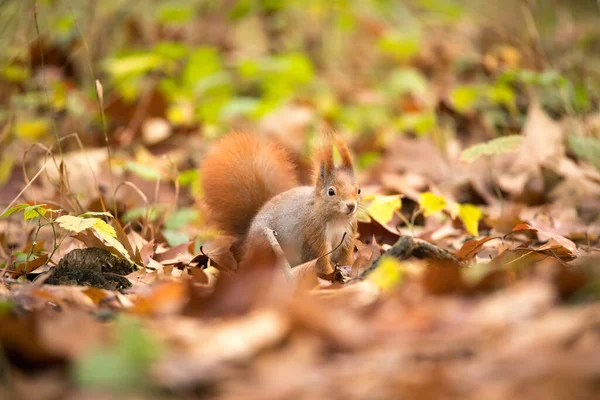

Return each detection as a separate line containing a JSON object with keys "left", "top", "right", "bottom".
{"left": 455, "top": 237, "right": 497, "bottom": 261}
{"left": 516, "top": 102, "right": 565, "bottom": 170}
{"left": 126, "top": 266, "right": 159, "bottom": 286}
{"left": 139, "top": 239, "right": 155, "bottom": 265}
{"left": 152, "top": 310, "right": 291, "bottom": 388}
{"left": 385, "top": 137, "right": 451, "bottom": 182}
{"left": 82, "top": 287, "right": 111, "bottom": 305}
{"left": 0, "top": 312, "right": 66, "bottom": 370}
{"left": 42, "top": 149, "right": 107, "bottom": 204}
{"left": 498, "top": 102, "right": 564, "bottom": 196}
{"left": 37, "top": 310, "right": 107, "bottom": 359}
{"left": 357, "top": 220, "right": 400, "bottom": 247}
{"left": 199, "top": 235, "right": 239, "bottom": 273}
{"left": 287, "top": 295, "right": 369, "bottom": 350}
{"left": 485, "top": 203, "right": 526, "bottom": 234}
{"left": 153, "top": 242, "right": 193, "bottom": 265}
{"left": 352, "top": 239, "right": 373, "bottom": 277}
{"left": 351, "top": 236, "right": 381, "bottom": 277}
{"left": 132, "top": 280, "right": 188, "bottom": 316}
{"left": 12, "top": 254, "right": 49, "bottom": 277}
{"left": 508, "top": 223, "right": 580, "bottom": 258}
{"left": 422, "top": 260, "right": 464, "bottom": 295}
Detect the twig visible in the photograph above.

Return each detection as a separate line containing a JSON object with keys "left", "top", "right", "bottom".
{"left": 356, "top": 235, "right": 459, "bottom": 280}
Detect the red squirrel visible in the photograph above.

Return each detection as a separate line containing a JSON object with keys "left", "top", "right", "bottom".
{"left": 201, "top": 132, "right": 360, "bottom": 276}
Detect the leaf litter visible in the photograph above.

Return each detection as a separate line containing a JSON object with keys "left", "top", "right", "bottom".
{"left": 1, "top": 1, "right": 600, "bottom": 399}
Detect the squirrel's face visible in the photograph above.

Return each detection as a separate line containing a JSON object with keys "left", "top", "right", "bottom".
{"left": 321, "top": 169, "right": 361, "bottom": 219}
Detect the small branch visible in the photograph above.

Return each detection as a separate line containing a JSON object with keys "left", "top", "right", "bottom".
{"left": 356, "top": 236, "right": 459, "bottom": 280}
{"left": 263, "top": 227, "right": 293, "bottom": 281}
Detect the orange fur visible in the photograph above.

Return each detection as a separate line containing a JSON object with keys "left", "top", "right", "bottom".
{"left": 335, "top": 136, "right": 353, "bottom": 170}
{"left": 201, "top": 132, "right": 298, "bottom": 237}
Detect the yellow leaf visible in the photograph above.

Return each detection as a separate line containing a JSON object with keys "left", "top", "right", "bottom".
{"left": 101, "top": 235, "right": 134, "bottom": 264}
{"left": 92, "top": 219, "right": 117, "bottom": 239}
{"left": 367, "top": 256, "right": 405, "bottom": 292}
{"left": 367, "top": 195, "right": 402, "bottom": 226}
{"left": 459, "top": 204, "right": 482, "bottom": 237}
{"left": 356, "top": 208, "right": 371, "bottom": 223}
{"left": 24, "top": 205, "right": 47, "bottom": 220}
{"left": 0, "top": 153, "right": 15, "bottom": 185}
{"left": 14, "top": 119, "right": 50, "bottom": 140}
{"left": 56, "top": 215, "right": 97, "bottom": 233}
{"left": 418, "top": 192, "right": 447, "bottom": 217}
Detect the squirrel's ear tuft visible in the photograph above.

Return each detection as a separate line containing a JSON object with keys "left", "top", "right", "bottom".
{"left": 315, "top": 144, "right": 334, "bottom": 188}
{"left": 321, "top": 144, "right": 334, "bottom": 173}
{"left": 335, "top": 137, "right": 353, "bottom": 171}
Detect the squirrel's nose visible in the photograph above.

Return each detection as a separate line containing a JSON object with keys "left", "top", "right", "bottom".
{"left": 345, "top": 202, "right": 356, "bottom": 213}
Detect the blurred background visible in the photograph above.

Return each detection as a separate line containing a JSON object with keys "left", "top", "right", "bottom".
{"left": 1, "top": 0, "right": 599, "bottom": 161}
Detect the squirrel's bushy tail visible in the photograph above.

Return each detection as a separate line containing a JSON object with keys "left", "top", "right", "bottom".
{"left": 201, "top": 132, "right": 298, "bottom": 238}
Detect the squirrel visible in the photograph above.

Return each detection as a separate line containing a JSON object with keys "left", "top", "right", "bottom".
{"left": 201, "top": 132, "right": 360, "bottom": 277}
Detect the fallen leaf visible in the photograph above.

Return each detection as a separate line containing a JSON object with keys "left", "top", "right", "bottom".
{"left": 419, "top": 192, "right": 447, "bottom": 216}
{"left": 455, "top": 237, "right": 496, "bottom": 261}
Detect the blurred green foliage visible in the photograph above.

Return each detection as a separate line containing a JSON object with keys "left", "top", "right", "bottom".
{"left": 0, "top": 0, "right": 598, "bottom": 149}
{"left": 74, "top": 315, "right": 162, "bottom": 393}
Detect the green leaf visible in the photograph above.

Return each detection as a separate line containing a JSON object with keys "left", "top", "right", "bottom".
{"left": 162, "top": 229, "right": 190, "bottom": 247}
{"left": 460, "top": 135, "right": 522, "bottom": 163}
{"left": 450, "top": 86, "right": 480, "bottom": 113}
{"left": 122, "top": 206, "right": 163, "bottom": 223}
{"left": 182, "top": 47, "right": 223, "bottom": 90}
{"left": 419, "top": 0, "right": 463, "bottom": 19}
{"left": 164, "top": 208, "right": 198, "bottom": 230}
{"left": 1, "top": 65, "right": 29, "bottom": 83}
{"left": 459, "top": 204, "right": 482, "bottom": 237}
{"left": 394, "top": 112, "right": 436, "bottom": 136}
{"left": 388, "top": 68, "right": 428, "bottom": 96}
{"left": 1, "top": 203, "right": 29, "bottom": 217}
{"left": 124, "top": 161, "right": 162, "bottom": 181}
{"left": 220, "top": 97, "right": 260, "bottom": 119}
{"left": 486, "top": 83, "right": 515, "bottom": 108}
{"left": 74, "top": 316, "right": 160, "bottom": 392}
{"left": 568, "top": 135, "right": 600, "bottom": 171}
{"left": 54, "top": 15, "right": 74, "bottom": 36}
{"left": 157, "top": 4, "right": 194, "bottom": 25}
{"left": 368, "top": 256, "right": 406, "bottom": 292}
{"left": 367, "top": 195, "right": 402, "bottom": 226}
{"left": 377, "top": 30, "right": 420, "bottom": 61}
{"left": 357, "top": 152, "right": 381, "bottom": 170}
{"left": 418, "top": 192, "right": 447, "bottom": 217}
{"left": 569, "top": 83, "right": 591, "bottom": 113}
{"left": 104, "top": 54, "right": 165, "bottom": 80}
{"left": 0, "top": 299, "right": 13, "bottom": 317}
{"left": 153, "top": 42, "right": 189, "bottom": 60}
{"left": 24, "top": 205, "right": 48, "bottom": 220}
{"left": 177, "top": 169, "right": 199, "bottom": 187}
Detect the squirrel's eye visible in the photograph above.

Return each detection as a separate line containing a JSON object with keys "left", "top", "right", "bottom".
{"left": 328, "top": 188, "right": 336, "bottom": 196}
{"left": 358, "top": 188, "right": 361, "bottom": 194}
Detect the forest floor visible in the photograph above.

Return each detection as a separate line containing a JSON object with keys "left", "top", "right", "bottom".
{"left": 1, "top": 1, "right": 600, "bottom": 399}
